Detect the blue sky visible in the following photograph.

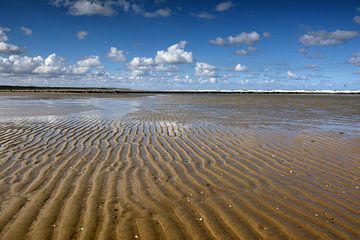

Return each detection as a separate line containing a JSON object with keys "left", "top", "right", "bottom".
{"left": 0, "top": 0, "right": 359, "bottom": 90}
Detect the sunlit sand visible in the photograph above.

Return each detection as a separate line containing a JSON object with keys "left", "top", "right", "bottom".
{"left": 0, "top": 93, "right": 359, "bottom": 239}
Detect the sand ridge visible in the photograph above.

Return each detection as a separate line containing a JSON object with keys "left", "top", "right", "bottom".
{"left": 0, "top": 94, "right": 359, "bottom": 240}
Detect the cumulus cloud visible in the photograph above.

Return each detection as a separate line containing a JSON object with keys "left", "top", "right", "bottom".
{"left": 210, "top": 31, "right": 260, "bottom": 46}
{"left": 0, "top": 27, "right": 9, "bottom": 42}
{"left": 347, "top": 52, "right": 360, "bottom": 66}
{"left": 20, "top": 26, "right": 33, "bottom": 36}
{"left": 69, "top": 0, "right": 115, "bottom": 16}
{"left": 0, "top": 28, "right": 26, "bottom": 55}
{"left": 128, "top": 57, "right": 155, "bottom": 68}
{"left": 0, "top": 53, "right": 103, "bottom": 76}
{"left": 33, "top": 54, "right": 67, "bottom": 74}
{"left": 155, "top": 41, "right": 193, "bottom": 64}
{"left": 127, "top": 41, "right": 193, "bottom": 78}
{"left": 195, "top": 62, "right": 216, "bottom": 77}
{"left": 234, "top": 64, "right": 247, "bottom": 72}
{"left": 287, "top": 71, "right": 307, "bottom": 80}
{"left": 76, "top": 31, "right": 88, "bottom": 39}
{"left": 235, "top": 47, "right": 256, "bottom": 56}
{"left": 354, "top": 16, "right": 360, "bottom": 24}
{"left": 51, "top": 0, "right": 171, "bottom": 18}
{"left": 71, "top": 56, "right": 102, "bottom": 74}
{"left": 0, "top": 42, "right": 25, "bottom": 55}
{"left": 228, "top": 32, "right": 260, "bottom": 45}
{"left": 299, "top": 30, "right": 359, "bottom": 46}
{"left": 123, "top": 2, "right": 172, "bottom": 18}
{"left": 128, "top": 57, "right": 155, "bottom": 76}
{"left": 215, "top": 1, "right": 233, "bottom": 12}
{"left": 107, "top": 47, "right": 126, "bottom": 62}
{"left": 0, "top": 55, "right": 43, "bottom": 74}
{"left": 192, "top": 12, "right": 215, "bottom": 20}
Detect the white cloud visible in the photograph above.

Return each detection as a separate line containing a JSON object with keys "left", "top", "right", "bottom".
{"left": 143, "top": 8, "right": 171, "bottom": 17}
{"left": 348, "top": 52, "right": 360, "bottom": 66}
{"left": 155, "top": 64, "right": 177, "bottom": 72}
{"left": 192, "top": 12, "right": 215, "bottom": 20}
{"left": 0, "top": 27, "right": 10, "bottom": 42}
{"left": 238, "top": 79, "right": 250, "bottom": 84}
{"left": 107, "top": 47, "right": 126, "bottom": 62}
{"left": 0, "top": 42, "right": 25, "bottom": 55}
{"left": 354, "top": 16, "right": 360, "bottom": 24}
{"left": 287, "top": 71, "right": 296, "bottom": 78}
{"left": 263, "top": 32, "right": 271, "bottom": 38}
{"left": 210, "top": 31, "right": 260, "bottom": 46}
{"left": 235, "top": 49, "right": 248, "bottom": 56}
{"left": 228, "top": 32, "right": 260, "bottom": 45}
{"left": 52, "top": 0, "right": 171, "bottom": 18}
{"left": 0, "top": 53, "right": 102, "bottom": 76}
{"left": 0, "top": 55, "right": 43, "bottom": 74}
{"left": 209, "top": 37, "right": 226, "bottom": 46}
{"left": 0, "top": 27, "right": 10, "bottom": 32}
{"left": 299, "top": 30, "right": 359, "bottom": 46}
{"left": 71, "top": 56, "right": 102, "bottom": 74}
{"left": 128, "top": 57, "right": 155, "bottom": 77}
{"left": 195, "top": 62, "right": 216, "bottom": 77}
{"left": 174, "top": 75, "right": 194, "bottom": 84}
{"left": 69, "top": 0, "right": 115, "bottom": 16}
{"left": 76, "top": 31, "right": 88, "bottom": 39}
{"left": 128, "top": 57, "right": 155, "bottom": 68}
{"left": 287, "top": 71, "right": 307, "bottom": 80}
{"left": 234, "top": 64, "right": 247, "bottom": 72}
{"left": 0, "top": 27, "right": 26, "bottom": 55}
{"left": 235, "top": 47, "right": 256, "bottom": 56}
{"left": 33, "top": 54, "right": 67, "bottom": 74}
{"left": 216, "top": 1, "right": 233, "bottom": 12}
{"left": 20, "top": 26, "right": 33, "bottom": 36}
{"left": 155, "top": 41, "right": 193, "bottom": 64}
{"left": 127, "top": 41, "right": 193, "bottom": 78}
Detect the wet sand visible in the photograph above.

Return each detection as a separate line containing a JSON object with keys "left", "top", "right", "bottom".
{"left": 0, "top": 93, "right": 359, "bottom": 240}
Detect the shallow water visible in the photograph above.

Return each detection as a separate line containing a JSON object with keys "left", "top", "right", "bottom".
{"left": 1, "top": 94, "right": 359, "bottom": 131}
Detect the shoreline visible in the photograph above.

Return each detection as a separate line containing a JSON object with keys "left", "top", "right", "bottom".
{"left": 0, "top": 85, "right": 359, "bottom": 95}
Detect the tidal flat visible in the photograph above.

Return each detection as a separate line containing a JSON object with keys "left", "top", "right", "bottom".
{"left": 0, "top": 93, "right": 359, "bottom": 240}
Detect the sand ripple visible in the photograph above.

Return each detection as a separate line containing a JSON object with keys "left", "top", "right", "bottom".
{"left": 0, "top": 95, "right": 359, "bottom": 240}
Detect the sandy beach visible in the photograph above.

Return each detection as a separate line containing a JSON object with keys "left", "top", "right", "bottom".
{"left": 0, "top": 93, "right": 359, "bottom": 240}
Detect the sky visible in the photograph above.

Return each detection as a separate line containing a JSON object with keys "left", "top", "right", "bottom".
{"left": 0, "top": 0, "right": 360, "bottom": 90}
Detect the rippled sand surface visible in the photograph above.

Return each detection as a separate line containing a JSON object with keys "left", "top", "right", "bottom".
{"left": 0, "top": 93, "right": 359, "bottom": 240}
